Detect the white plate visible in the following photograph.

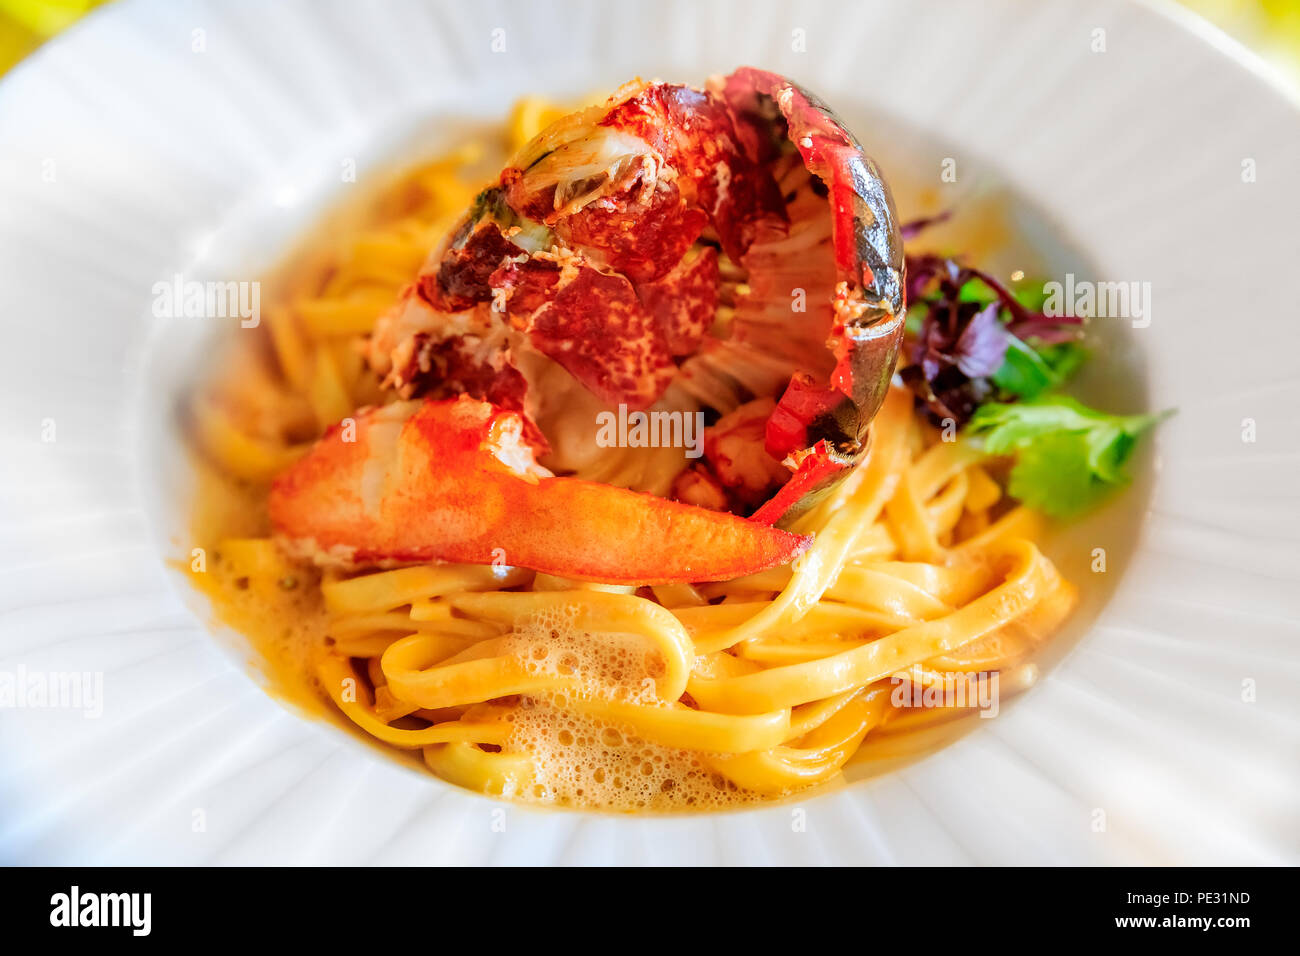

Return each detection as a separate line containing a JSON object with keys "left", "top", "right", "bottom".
{"left": 1, "top": 0, "right": 1297, "bottom": 865}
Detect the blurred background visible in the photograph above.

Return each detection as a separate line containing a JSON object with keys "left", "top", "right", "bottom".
{"left": 2, "top": 0, "right": 1300, "bottom": 93}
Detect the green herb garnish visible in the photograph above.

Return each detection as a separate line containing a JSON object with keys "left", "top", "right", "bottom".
{"left": 967, "top": 396, "right": 1170, "bottom": 517}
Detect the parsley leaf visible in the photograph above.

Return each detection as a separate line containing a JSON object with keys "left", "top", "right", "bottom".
{"left": 992, "top": 336, "right": 1089, "bottom": 400}
{"left": 967, "top": 396, "right": 1169, "bottom": 516}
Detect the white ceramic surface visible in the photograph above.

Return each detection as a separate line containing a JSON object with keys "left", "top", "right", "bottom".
{"left": 1, "top": 0, "right": 1297, "bottom": 865}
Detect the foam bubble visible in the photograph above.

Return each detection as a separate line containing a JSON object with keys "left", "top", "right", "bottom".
{"left": 494, "top": 604, "right": 764, "bottom": 811}
{"left": 499, "top": 604, "right": 664, "bottom": 706}
{"left": 501, "top": 697, "right": 762, "bottom": 811}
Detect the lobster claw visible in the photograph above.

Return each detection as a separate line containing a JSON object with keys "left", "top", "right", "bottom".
{"left": 270, "top": 397, "right": 811, "bottom": 585}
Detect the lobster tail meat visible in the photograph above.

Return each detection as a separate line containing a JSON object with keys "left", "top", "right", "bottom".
{"left": 597, "top": 82, "right": 789, "bottom": 262}
{"left": 497, "top": 257, "right": 676, "bottom": 408}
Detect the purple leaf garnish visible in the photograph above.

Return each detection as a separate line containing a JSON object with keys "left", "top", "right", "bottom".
{"left": 898, "top": 213, "right": 1084, "bottom": 425}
